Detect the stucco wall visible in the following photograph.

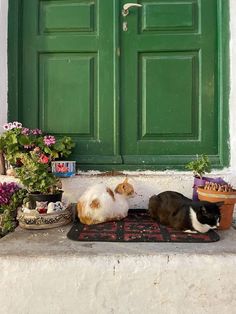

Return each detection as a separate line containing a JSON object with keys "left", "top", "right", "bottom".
{"left": 0, "top": 0, "right": 8, "bottom": 130}
{"left": 0, "top": 0, "right": 236, "bottom": 170}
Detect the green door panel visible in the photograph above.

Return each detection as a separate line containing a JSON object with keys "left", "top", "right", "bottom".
{"left": 9, "top": 0, "right": 229, "bottom": 170}
{"left": 121, "top": 0, "right": 221, "bottom": 165}
{"left": 39, "top": 1, "right": 95, "bottom": 33}
{"left": 20, "top": 0, "right": 121, "bottom": 164}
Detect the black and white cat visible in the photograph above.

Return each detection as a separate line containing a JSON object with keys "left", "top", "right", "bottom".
{"left": 148, "top": 191, "right": 222, "bottom": 233}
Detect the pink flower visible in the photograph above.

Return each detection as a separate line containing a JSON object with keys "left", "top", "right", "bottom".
{"left": 39, "top": 154, "right": 49, "bottom": 164}
{"left": 21, "top": 128, "right": 30, "bottom": 135}
{"left": 3, "top": 121, "right": 22, "bottom": 131}
{"left": 43, "top": 135, "right": 56, "bottom": 146}
{"left": 3, "top": 123, "right": 10, "bottom": 130}
{"left": 13, "top": 121, "right": 22, "bottom": 128}
{"left": 3, "top": 122, "right": 14, "bottom": 130}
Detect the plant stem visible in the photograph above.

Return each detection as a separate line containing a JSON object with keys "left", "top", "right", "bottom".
{"left": 0, "top": 151, "right": 6, "bottom": 175}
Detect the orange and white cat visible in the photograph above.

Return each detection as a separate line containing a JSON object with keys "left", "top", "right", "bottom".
{"left": 77, "top": 178, "right": 134, "bottom": 225}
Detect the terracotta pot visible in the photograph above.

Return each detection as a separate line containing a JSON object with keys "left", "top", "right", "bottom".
{"left": 197, "top": 187, "right": 236, "bottom": 230}
{"left": 192, "top": 176, "right": 227, "bottom": 201}
{"left": 28, "top": 190, "right": 63, "bottom": 209}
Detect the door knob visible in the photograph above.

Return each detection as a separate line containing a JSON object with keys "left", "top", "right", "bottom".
{"left": 122, "top": 3, "right": 142, "bottom": 17}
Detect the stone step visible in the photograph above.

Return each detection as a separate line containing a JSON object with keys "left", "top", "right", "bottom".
{"left": 0, "top": 224, "right": 236, "bottom": 313}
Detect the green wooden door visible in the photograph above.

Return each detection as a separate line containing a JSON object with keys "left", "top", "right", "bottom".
{"left": 11, "top": 0, "right": 228, "bottom": 170}
{"left": 20, "top": 0, "right": 121, "bottom": 165}
{"left": 120, "top": 0, "right": 224, "bottom": 168}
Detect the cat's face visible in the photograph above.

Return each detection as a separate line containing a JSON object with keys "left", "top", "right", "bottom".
{"left": 196, "top": 202, "right": 222, "bottom": 228}
{"left": 36, "top": 201, "right": 48, "bottom": 209}
{"left": 115, "top": 178, "right": 134, "bottom": 197}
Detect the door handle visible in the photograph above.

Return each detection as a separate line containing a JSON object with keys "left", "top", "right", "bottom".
{"left": 122, "top": 3, "right": 142, "bottom": 17}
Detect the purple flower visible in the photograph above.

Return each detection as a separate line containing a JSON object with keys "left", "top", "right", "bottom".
{"left": 31, "top": 129, "right": 42, "bottom": 135}
{"left": 43, "top": 135, "right": 56, "bottom": 146}
{"left": 0, "top": 182, "right": 19, "bottom": 206}
{"left": 21, "top": 127, "right": 30, "bottom": 135}
{"left": 24, "top": 145, "right": 34, "bottom": 149}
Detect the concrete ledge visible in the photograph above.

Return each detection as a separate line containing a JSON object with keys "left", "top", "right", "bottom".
{"left": 0, "top": 225, "right": 236, "bottom": 314}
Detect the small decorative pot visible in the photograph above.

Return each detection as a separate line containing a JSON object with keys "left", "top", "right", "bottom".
{"left": 28, "top": 190, "right": 63, "bottom": 209}
{"left": 51, "top": 161, "right": 76, "bottom": 177}
{"left": 197, "top": 187, "right": 236, "bottom": 230}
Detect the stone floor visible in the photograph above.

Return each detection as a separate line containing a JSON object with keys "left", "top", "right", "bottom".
{"left": 0, "top": 222, "right": 236, "bottom": 258}
{"left": 0, "top": 223, "right": 236, "bottom": 314}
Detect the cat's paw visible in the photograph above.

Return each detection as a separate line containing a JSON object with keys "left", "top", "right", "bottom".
{"left": 184, "top": 229, "right": 198, "bottom": 234}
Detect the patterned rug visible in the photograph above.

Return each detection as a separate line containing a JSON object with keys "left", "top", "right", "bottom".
{"left": 67, "top": 209, "right": 220, "bottom": 242}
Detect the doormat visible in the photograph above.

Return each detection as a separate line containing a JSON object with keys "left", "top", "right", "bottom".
{"left": 67, "top": 209, "right": 220, "bottom": 242}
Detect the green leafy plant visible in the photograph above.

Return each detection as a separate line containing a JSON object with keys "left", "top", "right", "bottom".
{"left": 15, "top": 152, "right": 62, "bottom": 194}
{"left": 0, "top": 182, "right": 27, "bottom": 235}
{"left": 185, "top": 155, "right": 211, "bottom": 179}
{"left": 0, "top": 121, "right": 75, "bottom": 194}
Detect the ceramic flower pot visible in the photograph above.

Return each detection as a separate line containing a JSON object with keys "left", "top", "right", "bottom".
{"left": 197, "top": 187, "right": 236, "bottom": 230}
{"left": 192, "top": 176, "right": 227, "bottom": 201}
{"left": 28, "top": 190, "right": 63, "bottom": 209}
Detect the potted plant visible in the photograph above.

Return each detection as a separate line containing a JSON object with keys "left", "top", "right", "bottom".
{"left": 15, "top": 152, "right": 63, "bottom": 208}
{"left": 0, "top": 121, "right": 75, "bottom": 208}
{"left": 185, "top": 154, "right": 226, "bottom": 200}
{"left": 198, "top": 182, "right": 236, "bottom": 230}
{"left": 0, "top": 121, "right": 75, "bottom": 170}
{"left": 0, "top": 182, "right": 27, "bottom": 236}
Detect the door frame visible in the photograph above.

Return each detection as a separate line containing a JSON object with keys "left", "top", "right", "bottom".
{"left": 8, "top": 0, "right": 230, "bottom": 170}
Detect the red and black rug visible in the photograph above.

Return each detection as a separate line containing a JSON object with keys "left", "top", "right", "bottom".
{"left": 67, "top": 209, "right": 220, "bottom": 243}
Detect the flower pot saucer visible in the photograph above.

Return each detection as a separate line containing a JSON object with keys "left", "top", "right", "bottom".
{"left": 17, "top": 205, "right": 73, "bottom": 230}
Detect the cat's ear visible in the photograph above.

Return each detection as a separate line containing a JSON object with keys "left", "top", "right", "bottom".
{"left": 123, "top": 177, "right": 129, "bottom": 184}
{"left": 115, "top": 183, "right": 124, "bottom": 194}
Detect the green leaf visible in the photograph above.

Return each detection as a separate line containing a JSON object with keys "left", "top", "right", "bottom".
{"left": 18, "top": 135, "right": 31, "bottom": 145}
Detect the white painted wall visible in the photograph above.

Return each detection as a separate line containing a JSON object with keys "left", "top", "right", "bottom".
{"left": 0, "top": 0, "right": 8, "bottom": 132}
{"left": 1, "top": 0, "right": 236, "bottom": 169}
